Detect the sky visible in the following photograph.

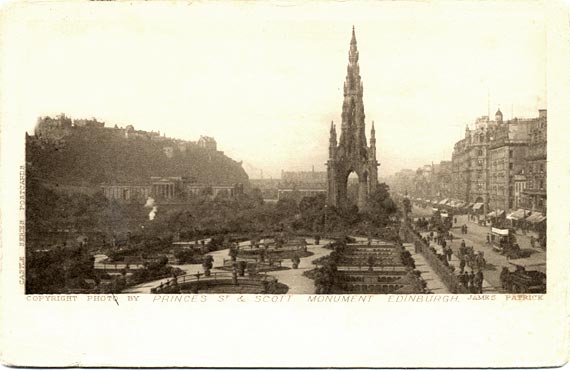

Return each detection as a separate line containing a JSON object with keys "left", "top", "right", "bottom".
{"left": 0, "top": 1, "right": 546, "bottom": 179}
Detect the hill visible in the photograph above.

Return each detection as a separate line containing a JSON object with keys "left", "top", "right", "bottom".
{"left": 26, "top": 116, "right": 249, "bottom": 187}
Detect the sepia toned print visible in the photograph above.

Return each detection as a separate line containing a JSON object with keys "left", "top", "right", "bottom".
{"left": 23, "top": 8, "right": 546, "bottom": 297}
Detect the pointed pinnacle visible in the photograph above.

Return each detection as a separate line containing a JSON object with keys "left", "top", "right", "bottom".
{"left": 351, "top": 26, "right": 357, "bottom": 44}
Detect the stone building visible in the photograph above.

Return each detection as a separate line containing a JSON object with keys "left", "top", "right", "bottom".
{"left": 101, "top": 183, "right": 151, "bottom": 203}
{"left": 282, "top": 167, "right": 327, "bottom": 184}
{"left": 432, "top": 161, "right": 452, "bottom": 200}
{"left": 523, "top": 109, "right": 547, "bottom": 213}
{"left": 101, "top": 176, "right": 243, "bottom": 203}
{"left": 451, "top": 136, "right": 470, "bottom": 203}
{"left": 450, "top": 111, "right": 503, "bottom": 213}
{"left": 412, "top": 165, "right": 434, "bottom": 200}
{"left": 186, "top": 183, "right": 244, "bottom": 199}
{"left": 513, "top": 173, "right": 527, "bottom": 210}
{"left": 34, "top": 114, "right": 73, "bottom": 142}
{"left": 151, "top": 177, "right": 190, "bottom": 200}
{"left": 487, "top": 114, "right": 534, "bottom": 213}
{"left": 198, "top": 136, "right": 217, "bottom": 151}
{"left": 388, "top": 169, "right": 416, "bottom": 196}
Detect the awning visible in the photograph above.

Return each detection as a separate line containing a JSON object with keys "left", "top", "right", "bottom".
{"left": 439, "top": 198, "right": 448, "bottom": 205}
{"left": 526, "top": 212, "right": 545, "bottom": 224}
{"left": 506, "top": 209, "right": 527, "bottom": 220}
{"left": 473, "top": 203, "right": 483, "bottom": 210}
{"left": 488, "top": 210, "right": 504, "bottom": 218}
{"left": 456, "top": 202, "right": 466, "bottom": 208}
{"left": 466, "top": 203, "right": 474, "bottom": 209}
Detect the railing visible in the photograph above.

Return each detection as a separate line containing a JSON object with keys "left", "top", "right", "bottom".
{"left": 94, "top": 262, "right": 145, "bottom": 271}
{"left": 222, "top": 258, "right": 283, "bottom": 268}
{"left": 151, "top": 271, "right": 277, "bottom": 294}
{"left": 401, "top": 218, "right": 468, "bottom": 294}
{"left": 337, "top": 265, "right": 407, "bottom": 272}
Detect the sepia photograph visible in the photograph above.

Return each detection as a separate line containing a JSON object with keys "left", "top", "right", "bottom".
{"left": 1, "top": 0, "right": 569, "bottom": 367}
{"left": 20, "top": 2, "right": 547, "bottom": 296}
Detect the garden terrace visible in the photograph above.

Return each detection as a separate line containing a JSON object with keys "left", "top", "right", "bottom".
{"left": 336, "top": 270, "right": 425, "bottom": 294}
{"left": 150, "top": 272, "right": 288, "bottom": 294}
{"left": 219, "top": 258, "right": 289, "bottom": 272}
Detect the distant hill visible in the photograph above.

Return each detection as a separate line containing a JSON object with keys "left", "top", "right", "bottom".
{"left": 26, "top": 116, "right": 249, "bottom": 187}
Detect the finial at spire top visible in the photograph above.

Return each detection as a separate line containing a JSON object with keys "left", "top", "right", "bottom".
{"left": 351, "top": 26, "right": 357, "bottom": 44}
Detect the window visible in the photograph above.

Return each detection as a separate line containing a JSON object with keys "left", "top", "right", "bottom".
{"left": 509, "top": 163, "right": 513, "bottom": 170}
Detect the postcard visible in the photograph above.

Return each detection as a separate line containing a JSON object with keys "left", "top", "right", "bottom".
{"left": 1, "top": 0, "right": 569, "bottom": 367}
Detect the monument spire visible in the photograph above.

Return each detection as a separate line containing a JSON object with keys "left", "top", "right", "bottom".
{"left": 327, "top": 27, "right": 379, "bottom": 210}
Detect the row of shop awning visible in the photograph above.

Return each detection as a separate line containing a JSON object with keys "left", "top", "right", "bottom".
{"left": 411, "top": 197, "right": 546, "bottom": 223}
{"left": 526, "top": 212, "right": 547, "bottom": 224}
{"left": 506, "top": 209, "right": 528, "bottom": 220}
{"left": 413, "top": 198, "right": 468, "bottom": 208}
{"left": 506, "top": 209, "right": 546, "bottom": 224}
{"left": 472, "top": 202, "right": 484, "bottom": 210}
{"left": 487, "top": 210, "right": 505, "bottom": 218}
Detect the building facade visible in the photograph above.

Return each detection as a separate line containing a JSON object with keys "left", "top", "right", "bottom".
{"left": 487, "top": 116, "right": 533, "bottom": 213}
{"left": 523, "top": 109, "right": 547, "bottom": 213}
{"left": 401, "top": 109, "right": 546, "bottom": 220}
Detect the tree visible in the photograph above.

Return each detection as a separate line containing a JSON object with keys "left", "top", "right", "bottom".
{"left": 363, "top": 183, "right": 398, "bottom": 227}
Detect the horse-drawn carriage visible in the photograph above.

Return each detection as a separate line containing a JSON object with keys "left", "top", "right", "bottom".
{"left": 500, "top": 262, "right": 546, "bottom": 293}
{"left": 491, "top": 227, "right": 530, "bottom": 259}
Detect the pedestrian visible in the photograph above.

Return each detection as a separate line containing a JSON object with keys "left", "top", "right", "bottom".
{"left": 454, "top": 217, "right": 457, "bottom": 225}
{"left": 486, "top": 234, "right": 490, "bottom": 244}
{"left": 467, "top": 271, "right": 475, "bottom": 293}
{"left": 460, "top": 271, "right": 469, "bottom": 288}
{"left": 475, "top": 270, "right": 484, "bottom": 294}
{"left": 442, "top": 239, "right": 447, "bottom": 249}
{"left": 446, "top": 246, "right": 453, "bottom": 261}
{"left": 459, "top": 258, "right": 466, "bottom": 274}
{"left": 458, "top": 271, "right": 465, "bottom": 287}
{"left": 500, "top": 267, "right": 510, "bottom": 290}
{"left": 464, "top": 225, "right": 468, "bottom": 234}
{"left": 530, "top": 235, "right": 536, "bottom": 249}
{"left": 461, "top": 239, "right": 466, "bottom": 249}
